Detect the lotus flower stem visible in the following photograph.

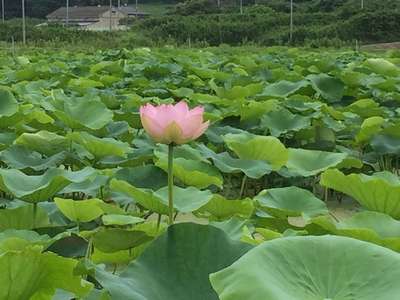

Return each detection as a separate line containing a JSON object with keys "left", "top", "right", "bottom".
{"left": 168, "top": 143, "right": 174, "bottom": 225}
{"left": 156, "top": 214, "right": 161, "bottom": 230}
{"left": 239, "top": 175, "right": 247, "bottom": 198}
{"left": 85, "top": 237, "right": 93, "bottom": 261}
{"left": 32, "top": 203, "right": 37, "bottom": 228}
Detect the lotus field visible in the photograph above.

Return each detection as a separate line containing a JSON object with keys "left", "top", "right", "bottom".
{"left": 2, "top": 47, "right": 400, "bottom": 299}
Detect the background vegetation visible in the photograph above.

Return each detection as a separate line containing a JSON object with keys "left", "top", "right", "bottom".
{"left": 0, "top": 0, "right": 399, "bottom": 48}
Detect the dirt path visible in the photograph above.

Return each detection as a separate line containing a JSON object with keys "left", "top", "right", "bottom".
{"left": 362, "top": 42, "right": 400, "bottom": 50}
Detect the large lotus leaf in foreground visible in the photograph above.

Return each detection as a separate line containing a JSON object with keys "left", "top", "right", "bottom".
{"left": 95, "top": 223, "right": 252, "bottom": 300}
{"left": 321, "top": 169, "right": 400, "bottom": 219}
{"left": 210, "top": 236, "right": 400, "bottom": 300}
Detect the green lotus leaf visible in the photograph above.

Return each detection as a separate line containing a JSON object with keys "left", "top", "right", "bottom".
{"left": 371, "top": 134, "right": 400, "bottom": 155}
{"left": 224, "top": 133, "right": 288, "bottom": 170}
{"left": 91, "top": 246, "right": 144, "bottom": 265}
{"left": 15, "top": 130, "right": 69, "bottom": 156}
{"left": 260, "top": 80, "right": 309, "bottom": 98}
{"left": 0, "top": 167, "right": 97, "bottom": 203}
{"left": 205, "top": 126, "right": 246, "bottom": 144}
{"left": 355, "top": 116, "right": 385, "bottom": 144}
{"left": 156, "top": 143, "right": 207, "bottom": 162}
{"left": 0, "top": 204, "right": 50, "bottom": 231}
{"left": 171, "top": 87, "right": 194, "bottom": 98}
{"left": 155, "top": 186, "right": 213, "bottom": 213}
{"left": 55, "top": 99, "right": 113, "bottom": 130}
{"left": 0, "top": 247, "right": 92, "bottom": 299}
{"left": 54, "top": 198, "right": 105, "bottom": 223}
{"left": 309, "top": 211, "right": 400, "bottom": 251}
{"left": 0, "top": 132, "right": 16, "bottom": 150}
{"left": 285, "top": 97, "right": 323, "bottom": 112}
{"left": 255, "top": 213, "right": 297, "bottom": 233}
{"left": 198, "top": 144, "right": 272, "bottom": 179}
{"left": 255, "top": 227, "right": 282, "bottom": 241}
{"left": 115, "top": 165, "right": 167, "bottom": 190}
{"left": 346, "top": 98, "right": 384, "bottom": 118}
{"left": 364, "top": 58, "right": 400, "bottom": 77}
{"left": 90, "top": 60, "right": 124, "bottom": 75}
{"left": 61, "top": 173, "right": 109, "bottom": 197}
{"left": 218, "top": 83, "right": 263, "bottom": 100}
{"left": 210, "top": 236, "right": 400, "bottom": 300}
{"left": 95, "top": 223, "right": 252, "bottom": 300}
{"left": 68, "top": 78, "right": 104, "bottom": 93}
{"left": 320, "top": 169, "right": 400, "bottom": 219}
{"left": 339, "top": 211, "right": 400, "bottom": 237}
{"left": 155, "top": 152, "right": 223, "bottom": 189}
{"left": 284, "top": 148, "right": 347, "bottom": 177}
{"left": 196, "top": 195, "right": 254, "bottom": 221}
{"left": 255, "top": 186, "right": 328, "bottom": 219}
{"left": 210, "top": 218, "right": 248, "bottom": 241}
{"left": 46, "top": 234, "right": 88, "bottom": 258}
{"left": 334, "top": 156, "right": 363, "bottom": 169}
{"left": 92, "top": 227, "right": 153, "bottom": 253}
{"left": 261, "top": 108, "right": 311, "bottom": 137}
{"left": 0, "top": 145, "right": 66, "bottom": 171}
{"left": 0, "top": 88, "right": 18, "bottom": 117}
{"left": 0, "top": 229, "right": 69, "bottom": 253}
{"left": 240, "top": 100, "right": 278, "bottom": 121}
{"left": 109, "top": 179, "right": 169, "bottom": 215}
{"left": 307, "top": 73, "right": 344, "bottom": 103}
{"left": 102, "top": 215, "right": 145, "bottom": 226}
{"left": 67, "top": 131, "right": 131, "bottom": 161}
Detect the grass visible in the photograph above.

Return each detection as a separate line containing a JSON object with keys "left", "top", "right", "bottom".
{"left": 138, "top": 2, "right": 175, "bottom": 15}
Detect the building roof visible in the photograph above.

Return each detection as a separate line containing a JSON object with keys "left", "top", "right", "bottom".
{"left": 47, "top": 5, "right": 148, "bottom": 21}
{"left": 47, "top": 6, "right": 109, "bottom": 20}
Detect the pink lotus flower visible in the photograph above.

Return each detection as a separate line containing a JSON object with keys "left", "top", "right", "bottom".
{"left": 140, "top": 101, "right": 209, "bottom": 145}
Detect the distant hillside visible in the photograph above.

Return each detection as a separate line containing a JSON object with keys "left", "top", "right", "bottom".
{"left": 4, "top": 0, "right": 399, "bottom": 19}
{"left": 2, "top": 0, "right": 178, "bottom": 19}
{"left": 172, "top": 0, "right": 400, "bottom": 15}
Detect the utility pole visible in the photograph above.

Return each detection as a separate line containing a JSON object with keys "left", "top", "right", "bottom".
{"left": 118, "top": 0, "right": 121, "bottom": 8}
{"left": 217, "top": 0, "right": 220, "bottom": 8}
{"left": 66, "top": 0, "right": 69, "bottom": 26}
{"left": 22, "top": 0, "right": 26, "bottom": 44}
{"left": 240, "top": 0, "right": 243, "bottom": 14}
{"left": 135, "top": 0, "right": 138, "bottom": 18}
{"left": 289, "top": 0, "right": 293, "bottom": 44}
{"left": 2, "top": 0, "right": 4, "bottom": 23}
{"left": 109, "top": 0, "right": 112, "bottom": 31}
{"left": 361, "top": 0, "right": 364, "bottom": 9}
